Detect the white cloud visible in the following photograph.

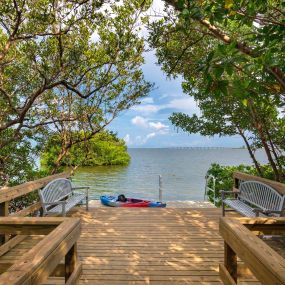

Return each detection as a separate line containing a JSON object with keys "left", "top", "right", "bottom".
{"left": 167, "top": 97, "right": 199, "bottom": 113}
{"left": 131, "top": 116, "right": 169, "bottom": 132}
{"left": 135, "top": 132, "right": 156, "bottom": 145}
{"left": 149, "top": 121, "right": 168, "bottom": 131}
{"left": 159, "top": 93, "right": 182, "bottom": 99}
{"left": 146, "top": 132, "right": 156, "bottom": 140}
{"left": 131, "top": 104, "right": 160, "bottom": 114}
{"left": 131, "top": 116, "right": 148, "bottom": 128}
{"left": 132, "top": 97, "right": 200, "bottom": 116}
{"left": 141, "top": 97, "right": 154, "bottom": 104}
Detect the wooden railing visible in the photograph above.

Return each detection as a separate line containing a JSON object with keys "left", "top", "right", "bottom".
{"left": 233, "top": 171, "right": 285, "bottom": 195}
{"left": 0, "top": 171, "right": 71, "bottom": 219}
{"left": 219, "top": 217, "right": 285, "bottom": 285}
{"left": 0, "top": 217, "right": 81, "bottom": 285}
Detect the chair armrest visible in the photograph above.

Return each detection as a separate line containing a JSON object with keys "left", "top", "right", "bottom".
{"left": 42, "top": 201, "right": 67, "bottom": 206}
{"left": 72, "top": 186, "right": 90, "bottom": 190}
{"left": 72, "top": 186, "right": 89, "bottom": 197}
{"left": 220, "top": 190, "right": 240, "bottom": 200}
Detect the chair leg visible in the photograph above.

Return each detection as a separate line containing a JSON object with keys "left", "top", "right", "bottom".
{"left": 222, "top": 202, "right": 225, "bottom": 216}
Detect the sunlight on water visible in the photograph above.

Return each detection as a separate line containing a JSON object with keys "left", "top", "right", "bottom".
{"left": 72, "top": 148, "right": 268, "bottom": 201}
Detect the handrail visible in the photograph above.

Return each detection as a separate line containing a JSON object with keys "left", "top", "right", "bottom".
{"left": 0, "top": 171, "right": 71, "bottom": 204}
{"left": 219, "top": 217, "right": 285, "bottom": 285}
{"left": 0, "top": 171, "right": 71, "bottom": 221}
{"left": 204, "top": 174, "right": 217, "bottom": 205}
{"left": 233, "top": 171, "right": 285, "bottom": 195}
{"left": 0, "top": 217, "right": 82, "bottom": 285}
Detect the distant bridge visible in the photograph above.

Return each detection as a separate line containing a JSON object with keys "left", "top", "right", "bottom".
{"left": 169, "top": 147, "right": 241, "bottom": 150}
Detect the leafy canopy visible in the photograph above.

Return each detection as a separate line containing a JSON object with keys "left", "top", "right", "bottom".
{"left": 0, "top": 0, "right": 152, "bottom": 185}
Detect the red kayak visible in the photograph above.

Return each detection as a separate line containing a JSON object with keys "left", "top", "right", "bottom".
{"left": 100, "top": 195, "right": 166, "bottom": 208}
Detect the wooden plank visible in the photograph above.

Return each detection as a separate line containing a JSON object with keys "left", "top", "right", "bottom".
{"left": 0, "top": 261, "right": 13, "bottom": 273}
{"left": 233, "top": 171, "right": 285, "bottom": 195}
{"left": 0, "top": 224, "right": 56, "bottom": 235}
{"left": 0, "top": 235, "right": 26, "bottom": 257}
{"left": 234, "top": 217, "right": 285, "bottom": 235}
{"left": 68, "top": 208, "right": 225, "bottom": 284}
{"left": 219, "top": 264, "right": 237, "bottom": 285}
{"left": 219, "top": 217, "right": 285, "bottom": 285}
{"left": 0, "top": 171, "right": 71, "bottom": 203}
{"left": 0, "top": 218, "right": 80, "bottom": 285}
{"left": 0, "top": 217, "right": 68, "bottom": 235}
{"left": 2, "top": 208, "right": 262, "bottom": 285}
{"left": 0, "top": 217, "right": 67, "bottom": 224}
{"left": 11, "top": 202, "right": 42, "bottom": 217}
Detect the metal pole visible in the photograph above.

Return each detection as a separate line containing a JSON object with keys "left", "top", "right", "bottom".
{"left": 159, "top": 175, "right": 162, "bottom": 202}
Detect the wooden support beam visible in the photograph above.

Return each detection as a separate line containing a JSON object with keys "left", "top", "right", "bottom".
{"left": 0, "top": 201, "right": 9, "bottom": 244}
{"left": 65, "top": 243, "right": 77, "bottom": 282}
{"left": 224, "top": 242, "right": 237, "bottom": 283}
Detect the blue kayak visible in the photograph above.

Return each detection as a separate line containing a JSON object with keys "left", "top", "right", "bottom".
{"left": 100, "top": 195, "right": 166, "bottom": 208}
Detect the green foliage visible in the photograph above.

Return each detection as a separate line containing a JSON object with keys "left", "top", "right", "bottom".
{"left": 149, "top": 0, "right": 285, "bottom": 180}
{"left": 41, "top": 131, "right": 130, "bottom": 172}
{"left": 0, "top": 0, "right": 152, "bottom": 186}
{"left": 0, "top": 129, "right": 35, "bottom": 186}
{"left": 206, "top": 163, "right": 279, "bottom": 206}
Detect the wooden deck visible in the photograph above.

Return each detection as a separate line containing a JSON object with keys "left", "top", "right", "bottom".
{"left": 69, "top": 207, "right": 259, "bottom": 285}
{"left": 0, "top": 207, "right": 261, "bottom": 284}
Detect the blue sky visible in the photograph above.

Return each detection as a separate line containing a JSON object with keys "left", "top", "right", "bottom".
{"left": 109, "top": 50, "right": 245, "bottom": 148}
{"left": 108, "top": 0, "right": 244, "bottom": 148}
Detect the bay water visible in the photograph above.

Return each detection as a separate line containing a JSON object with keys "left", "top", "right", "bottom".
{"left": 73, "top": 148, "right": 268, "bottom": 201}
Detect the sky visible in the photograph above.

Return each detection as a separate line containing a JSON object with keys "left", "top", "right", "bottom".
{"left": 108, "top": 0, "right": 244, "bottom": 148}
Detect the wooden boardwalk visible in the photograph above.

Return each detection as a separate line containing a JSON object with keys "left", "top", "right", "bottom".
{"left": 0, "top": 207, "right": 261, "bottom": 284}
{"left": 69, "top": 207, "right": 259, "bottom": 285}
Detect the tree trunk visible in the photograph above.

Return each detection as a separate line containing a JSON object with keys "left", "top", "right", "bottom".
{"left": 264, "top": 128, "right": 285, "bottom": 180}
{"left": 51, "top": 146, "right": 70, "bottom": 174}
{"left": 236, "top": 127, "right": 263, "bottom": 176}
{"left": 247, "top": 100, "right": 281, "bottom": 181}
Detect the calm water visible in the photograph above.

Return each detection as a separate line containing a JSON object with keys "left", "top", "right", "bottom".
{"left": 73, "top": 148, "right": 268, "bottom": 201}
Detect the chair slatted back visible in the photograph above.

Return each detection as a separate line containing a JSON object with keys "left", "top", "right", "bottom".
{"left": 239, "top": 181, "right": 285, "bottom": 212}
{"left": 39, "top": 178, "right": 72, "bottom": 212}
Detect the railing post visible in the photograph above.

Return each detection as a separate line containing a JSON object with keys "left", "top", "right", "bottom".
{"left": 65, "top": 243, "right": 77, "bottom": 282}
{"left": 159, "top": 175, "right": 162, "bottom": 202}
{"left": 0, "top": 201, "right": 9, "bottom": 244}
{"left": 233, "top": 173, "right": 239, "bottom": 190}
{"left": 224, "top": 242, "right": 237, "bottom": 283}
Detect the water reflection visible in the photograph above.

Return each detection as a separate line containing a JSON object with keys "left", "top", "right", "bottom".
{"left": 72, "top": 148, "right": 268, "bottom": 201}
